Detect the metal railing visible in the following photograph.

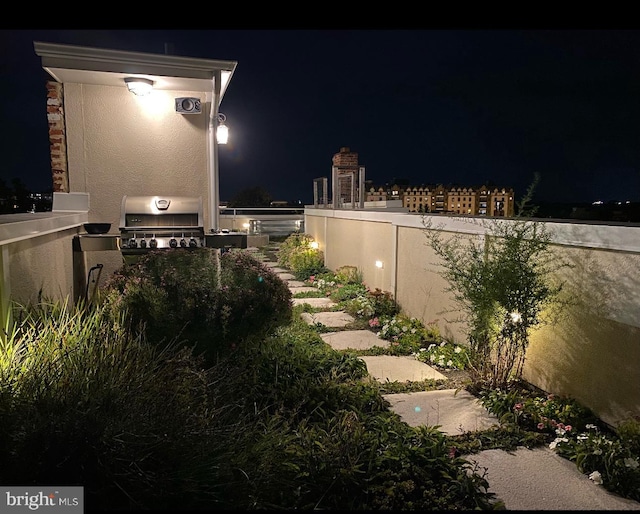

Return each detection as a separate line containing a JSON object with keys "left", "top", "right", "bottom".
{"left": 218, "top": 207, "right": 304, "bottom": 236}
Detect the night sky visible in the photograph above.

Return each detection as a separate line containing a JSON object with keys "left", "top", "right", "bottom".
{"left": 2, "top": 29, "right": 640, "bottom": 205}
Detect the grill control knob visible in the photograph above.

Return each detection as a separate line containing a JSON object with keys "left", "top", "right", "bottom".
{"left": 179, "top": 238, "right": 187, "bottom": 248}
{"left": 128, "top": 238, "right": 137, "bottom": 249}
{"left": 189, "top": 238, "right": 198, "bottom": 248}
{"left": 140, "top": 239, "right": 147, "bottom": 248}
{"left": 169, "top": 238, "right": 178, "bottom": 248}
{"left": 149, "top": 238, "right": 158, "bottom": 249}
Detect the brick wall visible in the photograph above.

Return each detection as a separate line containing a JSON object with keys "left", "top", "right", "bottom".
{"left": 332, "top": 146, "right": 359, "bottom": 168}
{"left": 332, "top": 147, "right": 361, "bottom": 205}
{"left": 46, "top": 81, "right": 68, "bottom": 193}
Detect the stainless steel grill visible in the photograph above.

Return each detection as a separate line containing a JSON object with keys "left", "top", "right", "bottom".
{"left": 119, "top": 195, "right": 206, "bottom": 254}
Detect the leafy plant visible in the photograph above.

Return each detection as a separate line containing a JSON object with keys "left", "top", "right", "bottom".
{"left": 344, "top": 294, "right": 375, "bottom": 318}
{"left": 422, "top": 175, "right": 573, "bottom": 388}
{"left": 335, "top": 265, "right": 363, "bottom": 284}
{"left": 417, "top": 341, "right": 471, "bottom": 371}
{"left": 330, "top": 283, "right": 369, "bottom": 302}
{"left": 277, "top": 232, "right": 315, "bottom": 269}
{"left": 367, "top": 288, "right": 400, "bottom": 317}
{"left": 289, "top": 247, "right": 327, "bottom": 280}
{"left": 0, "top": 299, "right": 238, "bottom": 510}
{"left": 551, "top": 420, "right": 640, "bottom": 501}
{"left": 100, "top": 248, "right": 292, "bottom": 365}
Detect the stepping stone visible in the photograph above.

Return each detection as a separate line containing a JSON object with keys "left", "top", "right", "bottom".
{"left": 278, "top": 272, "right": 296, "bottom": 280}
{"left": 270, "top": 267, "right": 288, "bottom": 273}
{"left": 383, "top": 389, "right": 499, "bottom": 436}
{"left": 300, "top": 311, "right": 355, "bottom": 327}
{"left": 289, "top": 286, "right": 318, "bottom": 294}
{"left": 464, "top": 446, "right": 640, "bottom": 511}
{"left": 287, "top": 280, "right": 307, "bottom": 287}
{"left": 361, "top": 355, "right": 447, "bottom": 383}
{"left": 264, "top": 262, "right": 278, "bottom": 268}
{"left": 293, "top": 297, "right": 336, "bottom": 308}
{"left": 321, "top": 330, "right": 389, "bottom": 350}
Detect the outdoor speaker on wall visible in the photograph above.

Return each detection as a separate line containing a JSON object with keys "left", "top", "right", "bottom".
{"left": 175, "top": 97, "right": 202, "bottom": 114}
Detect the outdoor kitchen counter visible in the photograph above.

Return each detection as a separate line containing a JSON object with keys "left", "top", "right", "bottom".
{"left": 0, "top": 211, "right": 88, "bottom": 246}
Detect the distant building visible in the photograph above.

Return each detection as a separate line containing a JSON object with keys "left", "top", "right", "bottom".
{"left": 366, "top": 183, "right": 515, "bottom": 217}
{"left": 326, "top": 147, "right": 515, "bottom": 216}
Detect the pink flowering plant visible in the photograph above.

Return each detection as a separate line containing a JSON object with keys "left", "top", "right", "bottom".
{"left": 306, "top": 271, "right": 339, "bottom": 294}
{"left": 551, "top": 417, "right": 640, "bottom": 501}
{"left": 479, "top": 387, "right": 598, "bottom": 435}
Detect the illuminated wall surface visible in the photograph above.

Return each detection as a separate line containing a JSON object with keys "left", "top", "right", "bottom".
{"left": 306, "top": 208, "right": 640, "bottom": 428}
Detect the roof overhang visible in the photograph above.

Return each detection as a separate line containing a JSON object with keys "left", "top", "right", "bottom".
{"left": 33, "top": 41, "right": 237, "bottom": 99}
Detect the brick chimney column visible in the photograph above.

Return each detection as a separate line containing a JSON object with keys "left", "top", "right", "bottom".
{"left": 46, "top": 81, "right": 69, "bottom": 193}
{"left": 332, "top": 147, "right": 361, "bottom": 207}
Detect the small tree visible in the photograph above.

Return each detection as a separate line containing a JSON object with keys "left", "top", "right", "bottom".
{"left": 422, "top": 176, "right": 572, "bottom": 389}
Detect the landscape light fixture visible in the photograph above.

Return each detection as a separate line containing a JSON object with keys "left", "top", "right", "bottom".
{"left": 124, "top": 77, "right": 154, "bottom": 96}
{"left": 216, "top": 113, "right": 228, "bottom": 144}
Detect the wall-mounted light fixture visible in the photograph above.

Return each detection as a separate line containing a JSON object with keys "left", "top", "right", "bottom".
{"left": 216, "top": 113, "right": 228, "bottom": 144}
{"left": 124, "top": 77, "right": 154, "bottom": 96}
{"left": 310, "top": 241, "right": 319, "bottom": 250}
{"left": 375, "top": 260, "right": 384, "bottom": 269}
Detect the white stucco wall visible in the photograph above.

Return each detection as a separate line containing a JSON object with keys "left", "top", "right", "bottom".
{"left": 62, "top": 82, "right": 212, "bottom": 285}
{"left": 306, "top": 208, "right": 640, "bottom": 427}
{"left": 7, "top": 229, "right": 78, "bottom": 306}
{"left": 64, "top": 83, "right": 210, "bottom": 229}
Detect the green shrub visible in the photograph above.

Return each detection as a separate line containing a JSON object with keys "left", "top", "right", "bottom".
{"left": 0, "top": 299, "right": 239, "bottom": 510}
{"left": 335, "top": 265, "right": 362, "bottom": 284}
{"left": 288, "top": 247, "right": 327, "bottom": 280}
{"left": 422, "top": 176, "right": 573, "bottom": 389}
{"left": 215, "top": 314, "right": 499, "bottom": 510}
{"left": 479, "top": 386, "right": 598, "bottom": 434}
{"left": 100, "top": 248, "right": 292, "bottom": 365}
{"left": 344, "top": 294, "right": 375, "bottom": 318}
{"left": 276, "top": 233, "right": 328, "bottom": 280}
{"left": 277, "top": 232, "right": 315, "bottom": 269}
{"left": 330, "top": 283, "right": 368, "bottom": 302}
{"left": 367, "top": 288, "right": 400, "bottom": 317}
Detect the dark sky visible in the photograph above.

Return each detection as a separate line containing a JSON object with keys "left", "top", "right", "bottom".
{"left": 2, "top": 29, "right": 640, "bottom": 204}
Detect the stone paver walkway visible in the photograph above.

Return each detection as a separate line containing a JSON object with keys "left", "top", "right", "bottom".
{"left": 264, "top": 246, "right": 640, "bottom": 511}
{"left": 383, "top": 389, "right": 499, "bottom": 435}
{"left": 293, "top": 297, "right": 336, "bottom": 308}
{"left": 300, "top": 311, "right": 354, "bottom": 327}
{"left": 320, "top": 330, "right": 389, "bottom": 350}
{"left": 361, "top": 355, "right": 447, "bottom": 383}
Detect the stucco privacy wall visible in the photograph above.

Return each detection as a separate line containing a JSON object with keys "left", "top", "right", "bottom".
{"left": 65, "top": 82, "right": 210, "bottom": 226}
{"left": 305, "top": 211, "right": 394, "bottom": 293}
{"left": 395, "top": 226, "right": 468, "bottom": 343}
{"left": 525, "top": 245, "right": 640, "bottom": 428}
{"left": 63, "top": 82, "right": 211, "bottom": 284}
{"left": 7, "top": 229, "right": 77, "bottom": 306}
{"left": 305, "top": 208, "right": 640, "bottom": 428}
